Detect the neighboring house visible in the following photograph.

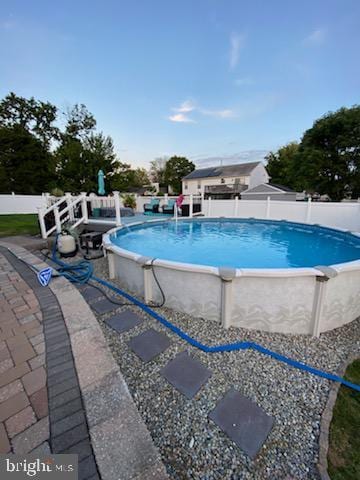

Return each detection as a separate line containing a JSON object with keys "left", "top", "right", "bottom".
{"left": 182, "top": 162, "right": 269, "bottom": 198}
{"left": 241, "top": 183, "right": 297, "bottom": 201}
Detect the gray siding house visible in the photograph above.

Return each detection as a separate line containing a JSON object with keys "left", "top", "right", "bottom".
{"left": 241, "top": 183, "right": 297, "bottom": 201}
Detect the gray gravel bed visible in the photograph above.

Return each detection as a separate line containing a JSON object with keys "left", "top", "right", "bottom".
{"left": 87, "top": 257, "right": 359, "bottom": 479}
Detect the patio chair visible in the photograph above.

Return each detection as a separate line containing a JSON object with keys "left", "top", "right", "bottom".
{"left": 161, "top": 198, "right": 176, "bottom": 214}
{"left": 143, "top": 198, "right": 160, "bottom": 213}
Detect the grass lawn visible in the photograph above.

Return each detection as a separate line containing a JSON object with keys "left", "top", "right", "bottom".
{"left": 328, "top": 358, "right": 360, "bottom": 480}
{"left": 0, "top": 214, "right": 39, "bottom": 237}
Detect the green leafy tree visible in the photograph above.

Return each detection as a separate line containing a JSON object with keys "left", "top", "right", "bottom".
{"left": 266, "top": 106, "right": 360, "bottom": 200}
{"left": 164, "top": 156, "right": 195, "bottom": 193}
{"left": 63, "top": 104, "right": 96, "bottom": 140}
{"left": 111, "top": 165, "right": 150, "bottom": 191}
{"left": 266, "top": 142, "right": 299, "bottom": 188}
{"left": 0, "top": 92, "right": 58, "bottom": 147}
{"left": 56, "top": 133, "right": 119, "bottom": 193}
{"left": 0, "top": 126, "right": 56, "bottom": 193}
{"left": 295, "top": 107, "right": 360, "bottom": 200}
{"left": 149, "top": 156, "right": 168, "bottom": 185}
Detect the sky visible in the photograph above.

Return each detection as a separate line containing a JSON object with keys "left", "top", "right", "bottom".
{"left": 1, "top": 0, "right": 360, "bottom": 169}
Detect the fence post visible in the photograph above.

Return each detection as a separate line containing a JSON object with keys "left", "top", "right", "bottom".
{"left": 207, "top": 197, "right": 212, "bottom": 217}
{"left": 44, "top": 192, "right": 50, "bottom": 207}
{"left": 164, "top": 193, "right": 168, "bottom": 204}
{"left": 37, "top": 207, "right": 47, "bottom": 239}
{"left": 189, "top": 194, "right": 193, "bottom": 218}
{"left": 54, "top": 206, "right": 62, "bottom": 233}
{"left": 81, "top": 192, "right": 89, "bottom": 224}
{"left": 113, "top": 191, "right": 121, "bottom": 226}
{"left": 65, "top": 192, "right": 74, "bottom": 222}
{"left": 266, "top": 196, "right": 271, "bottom": 219}
{"left": 234, "top": 196, "right": 239, "bottom": 217}
{"left": 306, "top": 197, "right": 312, "bottom": 223}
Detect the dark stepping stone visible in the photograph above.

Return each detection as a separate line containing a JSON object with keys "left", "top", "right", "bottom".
{"left": 161, "top": 351, "right": 211, "bottom": 399}
{"left": 209, "top": 388, "right": 274, "bottom": 459}
{"left": 128, "top": 328, "right": 170, "bottom": 363}
{"left": 105, "top": 310, "right": 143, "bottom": 333}
{"left": 91, "top": 298, "right": 118, "bottom": 315}
{"left": 80, "top": 285, "right": 103, "bottom": 303}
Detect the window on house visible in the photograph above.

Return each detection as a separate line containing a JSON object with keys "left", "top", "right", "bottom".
{"left": 197, "top": 182, "right": 201, "bottom": 189}
{"left": 221, "top": 178, "right": 225, "bottom": 184}
{"left": 184, "top": 183, "right": 188, "bottom": 190}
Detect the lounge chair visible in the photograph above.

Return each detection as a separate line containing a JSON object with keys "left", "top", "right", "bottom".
{"left": 162, "top": 198, "right": 176, "bottom": 214}
{"left": 143, "top": 198, "right": 160, "bottom": 213}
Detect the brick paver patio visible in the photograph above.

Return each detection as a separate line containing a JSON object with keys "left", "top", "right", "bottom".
{"left": 0, "top": 242, "right": 168, "bottom": 480}
{"left": 0, "top": 253, "right": 49, "bottom": 454}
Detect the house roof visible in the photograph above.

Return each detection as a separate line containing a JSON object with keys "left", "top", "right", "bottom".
{"left": 243, "top": 183, "right": 296, "bottom": 194}
{"left": 182, "top": 161, "right": 262, "bottom": 180}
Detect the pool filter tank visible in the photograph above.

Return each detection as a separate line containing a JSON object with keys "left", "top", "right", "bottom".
{"left": 57, "top": 232, "right": 77, "bottom": 257}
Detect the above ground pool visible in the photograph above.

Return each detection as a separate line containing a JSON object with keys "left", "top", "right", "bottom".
{"left": 110, "top": 219, "right": 360, "bottom": 269}
{"left": 104, "top": 218, "right": 360, "bottom": 335}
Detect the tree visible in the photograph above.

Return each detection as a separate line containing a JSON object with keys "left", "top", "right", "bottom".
{"left": 149, "top": 156, "right": 168, "bottom": 185}
{"left": 0, "top": 92, "right": 58, "bottom": 147}
{"left": 266, "top": 142, "right": 299, "bottom": 188}
{"left": 164, "top": 156, "right": 195, "bottom": 193}
{"left": 110, "top": 165, "right": 149, "bottom": 191}
{"left": 265, "top": 106, "right": 360, "bottom": 200}
{"left": 63, "top": 104, "right": 96, "bottom": 140}
{"left": 0, "top": 126, "right": 56, "bottom": 193}
{"left": 56, "top": 133, "right": 119, "bottom": 193}
{"left": 295, "top": 107, "right": 360, "bottom": 200}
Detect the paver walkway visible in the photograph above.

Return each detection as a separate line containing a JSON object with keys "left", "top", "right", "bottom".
{"left": 0, "top": 242, "right": 168, "bottom": 480}
{"left": 0, "top": 252, "right": 49, "bottom": 454}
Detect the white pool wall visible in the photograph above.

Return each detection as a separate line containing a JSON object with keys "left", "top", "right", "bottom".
{"left": 103, "top": 219, "right": 360, "bottom": 336}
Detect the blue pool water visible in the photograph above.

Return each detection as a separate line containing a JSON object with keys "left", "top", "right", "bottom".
{"left": 110, "top": 219, "right": 360, "bottom": 269}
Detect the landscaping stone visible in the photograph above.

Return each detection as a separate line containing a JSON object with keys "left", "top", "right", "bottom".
{"left": 128, "top": 328, "right": 171, "bottom": 363}
{"left": 161, "top": 351, "right": 212, "bottom": 399}
{"left": 209, "top": 388, "right": 274, "bottom": 459}
{"left": 91, "top": 298, "right": 118, "bottom": 315}
{"left": 105, "top": 310, "right": 143, "bottom": 334}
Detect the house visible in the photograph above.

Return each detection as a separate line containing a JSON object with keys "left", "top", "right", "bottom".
{"left": 182, "top": 161, "right": 269, "bottom": 198}
{"left": 241, "top": 183, "right": 297, "bottom": 201}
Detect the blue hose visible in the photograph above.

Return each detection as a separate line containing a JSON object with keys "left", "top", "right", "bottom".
{"left": 50, "top": 237, "right": 360, "bottom": 393}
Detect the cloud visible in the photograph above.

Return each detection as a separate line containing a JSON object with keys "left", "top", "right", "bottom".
{"left": 168, "top": 113, "right": 195, "bottom": 123}
{"left": 200, "top": 108, "right": 237, "bottom": 118}
{"left": 169, "top": 99, "right": 236, "bottom": 123}
{"left": 303, "top": 28, "right": 326, "bottom": 46}
{"left": 174, "top": 100, "right": 195, "bottom": 113}
{"left": 229, "top": 32, "right": 245, "bottom": 69}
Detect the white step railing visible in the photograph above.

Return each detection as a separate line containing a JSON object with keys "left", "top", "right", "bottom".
{"left": 37, "top": 191, "right": 123, "bottom": 239}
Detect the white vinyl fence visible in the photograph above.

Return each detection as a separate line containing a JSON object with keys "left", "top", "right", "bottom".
{"left": 203, "top": 198, "right": 360, "bottom": 232}
{"left": 0, "top": 194, "right": 46, "bottom": 214}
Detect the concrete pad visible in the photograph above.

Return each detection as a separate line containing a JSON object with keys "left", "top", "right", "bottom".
{"left": 209, "top": 388, "right": 274, "bottom": 459}
{"left": 105, "top": 310, "right": 143, "bottom": 334}
{"left": 128, "top": 329, "right": 170, "bottom": 363}
{"left": 161, "top": 351, "right": 211, "bottom": 399}
{"left": 80, "top": 286, "right": 103, "bottom": 303}
{"left": 91, "top": 298, "right": 118, "bottom": 315}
